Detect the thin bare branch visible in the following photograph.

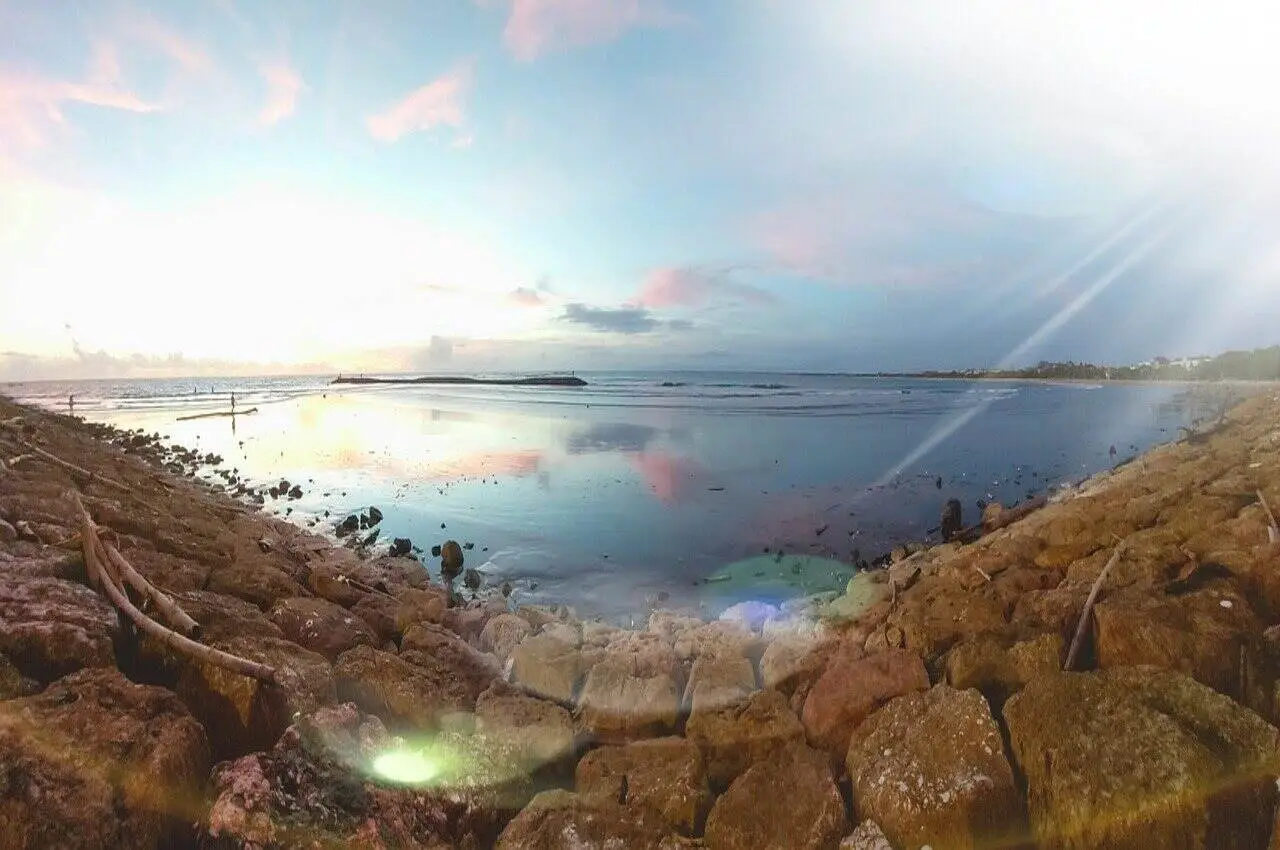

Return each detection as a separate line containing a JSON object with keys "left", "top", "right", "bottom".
{"left": 1065, "top": 539, "right": 1128, "bottom": 672}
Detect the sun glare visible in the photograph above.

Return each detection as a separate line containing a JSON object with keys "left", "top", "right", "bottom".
{"left": 371, "top": 749, "right": 441, "bottom": 785}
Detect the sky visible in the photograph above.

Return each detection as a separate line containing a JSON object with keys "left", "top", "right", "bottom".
{"left": 4, "top": 0, "right": 1280, "bottom": 380}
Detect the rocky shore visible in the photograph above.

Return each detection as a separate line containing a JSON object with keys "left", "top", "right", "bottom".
{"left": 4, "top": 389, "right": 1280, "bottom": 848}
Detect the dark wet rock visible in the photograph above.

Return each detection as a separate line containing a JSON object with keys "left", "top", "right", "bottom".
{"left": 441, "top": 540, "right": 464, "bottom": 583}
{"left": 359, "top": 528, "right": 380, "bottom": 547}
{"left": 0, "top": 575, "right": 117, "bottom": 682}
{"left": 686, "top": 688, "right": 806, "bottom": 788}
{"left": 475, "top": 682, "right": 576, "bottom": 771}
{"left": 0, "top": 667, "right": 209, "bottom": 850}
{"left": 801, "top": 648, "right": 928, "bottom": 762}
{"left": 389, "top": 536, "right": 412, "bottom": 557}
{"left": 495, "top": 790, "right": 681, "bottom": 850}
{"left": 336, "top": 514, "right": 359, "bottom": 537}
{"left": 463, "top": 566, "right": 483, "bottom": 590}
{"left": 847, "top": 685, "right": 1022, "bottom": 849}
{"left": 576, "top": 736, "right": 712, "bottom": 835}
{"left": 703, "top": 742, "right": 846, "bottom": 850}
{"left": 269, "top": 596, "right": 378, "bottom": 662}
{"left": 287, "top": 484, "right": 302, "bottom": 500}
{"left": 207, "top": 703, "right": 526, "bottom": 849}
{"left": 940, "top": 498, "right": 963, "bottom": 543}
{"left": 366, "top": 505, "right": 383, "bottom": 526}
{"left": 1006, "top": 667, "right": 1280, "bottom": 849}
{"left": 176, "top": 635, "right": 335, "bottom": 761}
{"left": 431, "top": 543, "right": 443, "bottom": 558}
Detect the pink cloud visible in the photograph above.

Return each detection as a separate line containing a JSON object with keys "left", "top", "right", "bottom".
{"left": 123, "top": 14, "right": 214, "bottom": 75}
{"left": 635, "top": 266, "right": 775, "bottom": 308}
{"left": 626, "top": 450, "right": 702, "bottom": 505}
{"left": 495, "top": 0, "right": 689, "bottom": 61}
{"left": 367, "top": 61, "right": 474, "bottom": 143}
{"left": 508, "top": 286, "right": 547, "bottom": 307}
{"left": 258, "top": 58, "right": 304, "bottom": 125}
{"left": 0, "top": 65, "right": 158, "bottom": 150}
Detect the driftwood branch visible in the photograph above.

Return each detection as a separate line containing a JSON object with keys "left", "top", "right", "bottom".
{"left": 72, "top": 494, "right": 275, "bottom": 683}
{"left": 1065, "top": 540, "right": 1128, "bottom": 671}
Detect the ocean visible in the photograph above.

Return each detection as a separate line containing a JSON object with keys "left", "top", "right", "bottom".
{"left": 2, "top": 372, "right": 1232, "bottom": 621}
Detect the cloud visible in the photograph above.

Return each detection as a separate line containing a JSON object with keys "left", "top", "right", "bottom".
{"left": 561, "top": 303, "right": 659, "bottom": 334}
{"left": 508, "top": 286, "right": 547, "bottom": 307}
{"left": 367, "top": 61, "right": 474, "bottom": 143}
{"left": 491, "top": 0, "right": 690, "bottom": 61}
{"left": 635, "top": 266, "right": 775, "bottom": 308}
{"left": 122, "top": 13, "right": 214, "bottom": 75}
{"left": 0, "top": 66, "right": 159, "bottom": 150}
{"left": 257, "top": 58, "right": 304, "bottom": 125}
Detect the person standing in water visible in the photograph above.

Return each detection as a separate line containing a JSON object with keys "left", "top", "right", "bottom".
{"left": 230, "top": 392, "right": 236, "bottom": 414}
{"left": 68, "top": 394, "right": 75, "bottom": 415}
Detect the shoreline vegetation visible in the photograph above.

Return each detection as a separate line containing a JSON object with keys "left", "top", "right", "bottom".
{"left": 332, "top": 374, "right": 588, "bottom": 387}
{"left": 5, "top": 387, "right": 1280, "bottom": 845}
{"left": 869, "top": 343, "right": 1280, "bottom": 383}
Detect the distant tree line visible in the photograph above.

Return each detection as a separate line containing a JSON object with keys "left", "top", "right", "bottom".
{"left": 887, "top": 345, "right": 1280, "bottom": 382}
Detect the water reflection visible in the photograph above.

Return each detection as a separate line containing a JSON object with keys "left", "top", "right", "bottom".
{"left": 565, "top": 422, "right": 659, "bottom": 454}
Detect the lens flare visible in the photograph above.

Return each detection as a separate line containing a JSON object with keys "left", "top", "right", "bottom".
{"left": 372, "top": 749, "right": 440, "bottom": 785}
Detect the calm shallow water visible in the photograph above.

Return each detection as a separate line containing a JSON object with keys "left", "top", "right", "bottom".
{"left": 4, "top": 372, "right": 1229, "bottom": 619}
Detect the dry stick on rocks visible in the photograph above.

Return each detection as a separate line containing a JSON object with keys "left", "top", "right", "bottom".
{"left": 1064, "top": 539, "right": 1128, "bottom": 672}
{"left": 85, "top": 532, "right": 277, "bottom": 683}
{"left": 70, "top": 494, "right": 200, "bottom": 637}
{"left": 72, "top": 494, "right": 276, "bottom": 683}
{"left": 1257, "top": 490, "right": 1280, "bottom": 544}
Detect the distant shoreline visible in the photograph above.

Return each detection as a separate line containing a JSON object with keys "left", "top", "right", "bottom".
{"left": 861, "top": 374, "right": 1280, "bottom": 387}
{"left": 331, "top": 375, "right": 588, "bottom": 387}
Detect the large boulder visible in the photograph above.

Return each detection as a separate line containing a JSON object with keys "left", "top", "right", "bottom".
{"left": 1005, "top": 667, "right": 1280, "bottom": 849}
{"left": 683, "top": 653, "right": 756, "bottom": 714}
{"left": 474, "top": 683, "right": 576, "bottom": 771}
{"left": 576, "top": 657, "right": 680, "bottom": 743}
{"left": 703, "top": 742, "right": 847, "bottom": 850}
{"left": 1093, "top": 580, "right": 1263, "bottom": 702}
{"left": 576, "top": 736, "right": 712, "bottom": 835}
{"left": 394, "top": 586, "right": 449, "bottom": 632}
{"left": 863, "top": 576, "right": 1007, "bottom": 663}
{"left": 511, "top": 631, "right": 584, "bottom": 704}
{"left": 207, "top": 703, "right": 526, "bottom": 849}
{"left": 334, "top": 643, "right": 493, "bottom": 731}
{"left": 399, "top": 622, "right": 502, "bottom": 697}
{"left": 801, "top": 648, "right": 928, "bottom": 762}
{"left": 480, "top": 613, "right": 533, "bottom": 664}
{"left": 495, "top": 790, "right": 681, "bottom": 849}
{"left": 176, "top": 635, "right": 335, "bottom": 760}
{"left": 115, "top": 546, "right": 210, "bottom": 592}
{"left": 0, "top": 667, "right": 209, "bottom": 849}
{"left": 205, "top": 560, "right": 305, "bottom": 611}
{"left": 0, "top": 575, "right": 117, "bottom": 682}
{"left": 945, "top": 631, "right": 1063, "bottom": 707}
{"left": 686, "top": 688, "right": 805, "bottom": 788}
{"left": 269, "top": 596, "right": 378, "bottom": 661}
{"left": 846, "top": 685, "right": 1023, "bottom": 849}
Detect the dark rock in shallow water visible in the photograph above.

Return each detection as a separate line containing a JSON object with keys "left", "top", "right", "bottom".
{"left": 431, "top": 544, "right": 443, "bottom": 558}
{"left": 367, "top": 505, "right": 384, "bottom": 526}
{"left": 463, "top": 567, "right": 483, "bottom": 591}
{"left": 336, "top": 514, "right": 359, "bottom": 537}
{"left": 441, "top": 540, "right": 464, "bottom": 583}
{"left": 940, "top": 498, "right": 963, "bottom": 543}
{"left": 287, "top": 484, "right": 303, "bottom": 499}
{"left": 389, "top": 537, "right": 412, "bottom": 557}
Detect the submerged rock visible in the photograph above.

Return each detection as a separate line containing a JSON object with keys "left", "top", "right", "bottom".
{"left": 1005, "top": 667, "right": 1280, "bottom": 849}
{"left": 0, "top": 667, "right": 209, "bottom": 850}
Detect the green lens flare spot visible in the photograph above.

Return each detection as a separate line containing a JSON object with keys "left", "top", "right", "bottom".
{"left": 372, "top": 749, "right": 440, "bottom": 785}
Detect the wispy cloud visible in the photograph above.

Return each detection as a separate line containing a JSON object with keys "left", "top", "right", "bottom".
{"left": 489, "top": 0, "right": 690, "bottom": 61}
{"left": 122, "top": 13, "right": 214, "bottom": 75}
{"left": 0, "top": 62, "right": 159, "bottom": 150}
{"left": 367, "top": 60, "right": 474, "bottom": 143}
{"left": 635, "top": 265, "right": 775, "bottom": 308}
{"left": 257, "top": 58, "right": 304, "bottom": 125}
